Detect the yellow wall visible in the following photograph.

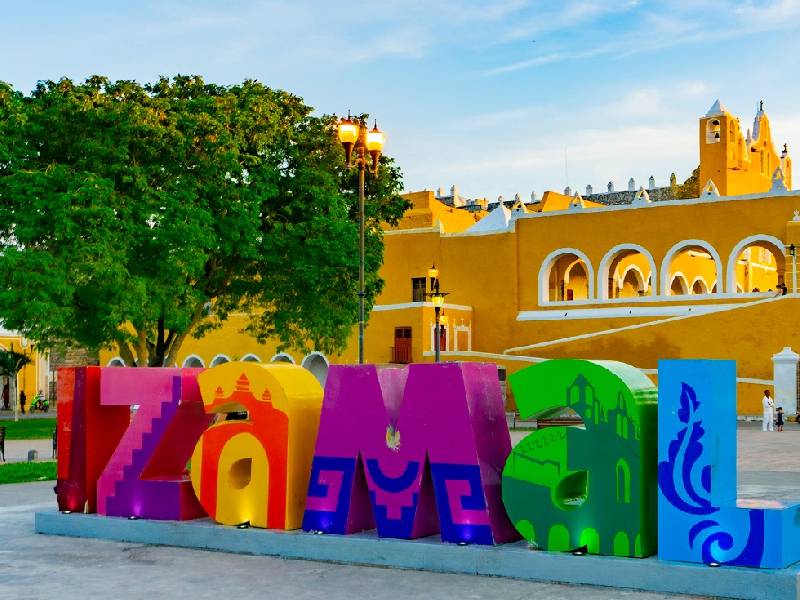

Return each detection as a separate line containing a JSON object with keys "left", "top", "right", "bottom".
{"left": 0, "top": 336, "right": 45, "bottom": 408}
{"left": 386, "top": 190, "right": 486, "bottom": 233}
{"left": 539, "top": 190, "right": 605, "bottom": 212}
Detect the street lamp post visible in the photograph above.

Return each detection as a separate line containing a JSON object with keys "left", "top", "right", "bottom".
{"left": 337, "top": 113, "right": 385, "bottom": 365}
{"left": 426, "top": 263, "right": 449, "bottom": 363}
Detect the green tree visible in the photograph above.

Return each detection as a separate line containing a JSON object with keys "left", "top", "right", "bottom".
{"left": 0, "top": 76, "right": 407, "bottom": 366}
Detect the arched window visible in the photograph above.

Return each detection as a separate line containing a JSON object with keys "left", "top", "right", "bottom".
{"left": 616, "top": 458, "right": 631, "bottom": 503}
{"left": 241, "top": 354, "right": 261, "bottom": 363}
{"left": 270, "top": 352, "right": 295, "bottom": 364}
{"left": 210, "top": 354, "right": 231, "bottom": 367}
{"left": 669, "top": 273, "right": 689, "bottom": 296}
{"left": 107, "top": 357, "right": 125, "bottom": 367}
{"left": 598, "top": 244, "right": 656, "bottom": 300}
{"left": 301, "top": 352, "right": 329, "bottom": 387}
{"left": 726, "top": 235, "right": 786, "bottom": 294}
{"left": 619, "top": 266, "right": 648, "bottom": 298}
{"left": 182, "top": 355, "right": 204, "bottom": 368}
{"left": 661, "top": 240, "right": 722, "bottom": 295}
{"left": 539, "top": 248, "right": 595, "bottom": 303}
{"left": 706, "top": 118, "right": 721, "bottom": 143}
{"left": 691, "top": 277, "right": 709, "bottom": 295}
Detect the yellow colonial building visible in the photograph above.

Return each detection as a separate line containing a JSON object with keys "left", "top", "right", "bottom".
{"left": 101, "top": 100, "right": 800, "bottom": 416}
{"left": 0, "top": 326, "right": 50, "bottom": 413}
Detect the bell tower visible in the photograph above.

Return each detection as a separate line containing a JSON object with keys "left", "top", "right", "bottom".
{"left": 699, "top": 99, "right": 736, "bottom": 196}
{"left": 699, "top": 99, "right": 789, "bottom": 196}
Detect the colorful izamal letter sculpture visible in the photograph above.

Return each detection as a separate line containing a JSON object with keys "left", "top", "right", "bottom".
{"left": 657, "top": 359, "right": 800, "bottom": 568}
{"left": 190, "top": 362, "right": 323, "bottom": 529}
{"left": 501, "top": 359, "right": 658, "bottom": 557}
{"left": 96, "top": 368, "right": 212, "bottom": 520}
{"left": 52, "top": 359, "right": 800, "bottom": 571}
{"left": 55, "top": 367, "right": 130, "bottom": 513}
{"left": 302, "top": 362, "right": 518, "bottom": 545}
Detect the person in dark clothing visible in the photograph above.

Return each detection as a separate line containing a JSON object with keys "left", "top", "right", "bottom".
{"left": 19, "top": 390, "right": 26, "bottom": 414}
{"left": 2, "top": 383, "right": 8, "bottom": 410}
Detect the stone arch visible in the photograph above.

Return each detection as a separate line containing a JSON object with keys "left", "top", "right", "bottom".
{"left": 617, "top": 264, "right": 648, "bottom": 299}
{"left": 241, "top": 353, "right": 262, "bottom": 363}
{"left": 725, "top": 234, "right": 786, "bottom": 294}
{"left": 669, "top": 272, "right": 690, "bottom": 296}
{"left": 660, "top": 239, "right": 723, "bottom": 295}
{"left": 538, "top": 248, "right": 595, "bottom": 304}
{"left": 270, "top": 352, "right": 295, "bottom": 364}
{"left": 691, "top": 276, "right": 709, "bottom": 295}
{"left": 619, "top": 264, "right": 646, "bottom": 289}
{"left": 210, "top": 354, "right": 231, "bottom": 367}
{"left": 107, "top": 357, "right": 125, "bottom": 367}
{"left": 182, "top": 354, "right": 204, "bottom": 368}
{"left": 301, "top": 351, "right": 329, "bottom": 387}
{"left": 598, "top": 244, "right": 657, "bottom": 300}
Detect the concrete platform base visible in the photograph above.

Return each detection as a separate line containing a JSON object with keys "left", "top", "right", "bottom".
{"left": 35, "top": 511, "right": 800, "bottom": 600}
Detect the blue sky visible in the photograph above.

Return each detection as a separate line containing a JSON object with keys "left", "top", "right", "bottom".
{"left": 4, "top": 1, "right": 800, "bottom": 200}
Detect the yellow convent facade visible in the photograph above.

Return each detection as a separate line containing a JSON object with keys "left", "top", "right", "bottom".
{"left": 101, "top": 101, "right": 800, "bottom": 416}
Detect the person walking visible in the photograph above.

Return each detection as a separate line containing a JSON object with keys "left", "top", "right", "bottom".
{"left": 19, "top": 390, "right": 26, "bottom": 415}
{"left": 762, "top": 390, "right": 774, "bottom": 432}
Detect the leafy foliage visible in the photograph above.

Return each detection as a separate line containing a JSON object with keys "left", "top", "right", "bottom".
{"left": 0, "top": 349, "right": 31, "bottom": 377}
{"left": 0, "top": 76, "right": 407, "bottom": 365}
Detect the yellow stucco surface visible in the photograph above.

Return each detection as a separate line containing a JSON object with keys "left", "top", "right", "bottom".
{"left": 0, "top": 336, "right": 44, "bottom": 406}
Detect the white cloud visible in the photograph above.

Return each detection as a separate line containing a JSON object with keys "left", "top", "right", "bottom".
{"left": 482, "top": 0, "right": 800, "bottom": 75}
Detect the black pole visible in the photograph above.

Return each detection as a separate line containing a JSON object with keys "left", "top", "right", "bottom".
{"left": 358, "top": 150, "right": 366, "bottom": 365}
{"left": 434, "top": 305, "right": 441, "bottom": 363}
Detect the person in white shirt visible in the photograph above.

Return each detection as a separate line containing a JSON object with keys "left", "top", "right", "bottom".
{"left": 762, "top": 390, "right": 775, "bottom": 432}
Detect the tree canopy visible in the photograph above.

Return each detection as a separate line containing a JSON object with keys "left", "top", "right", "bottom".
{"left": 0, "top": 75, "right": 407, "bottom": 366}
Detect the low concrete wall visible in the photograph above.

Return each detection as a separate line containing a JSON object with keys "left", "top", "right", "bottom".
{"left": 35, "top": 511, "right": 800, "bottom": 599}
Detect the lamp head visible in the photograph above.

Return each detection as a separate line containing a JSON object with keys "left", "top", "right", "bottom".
{"left": 432, "top": 293, "right": 445, "bottom": 309}
{"left": 427, "top": 263, "right": 439, "bottom": 280}
{"left": 366, "top": 120, "right": 384, "bottom": 174}
{"left": 337, "top": 112, "right": 359, "bottom": 166}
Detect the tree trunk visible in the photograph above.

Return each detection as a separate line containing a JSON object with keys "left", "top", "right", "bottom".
{"left": 135, "top": 328, "right": 149, "bottom": 367}
{"left": 117, "top": 342, "right": 137, "bottom": 367}
{"left": 10, "top": 372, "right": 18, "bottom": 422}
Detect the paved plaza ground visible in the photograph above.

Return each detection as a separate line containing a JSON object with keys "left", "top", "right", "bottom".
{"left": 1, "top": 424, "right": 798, "bottom": 599}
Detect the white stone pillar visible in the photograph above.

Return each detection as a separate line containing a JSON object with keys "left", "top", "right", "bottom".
{"left": 772, "top": 347, "right": 799, "bottom": 417}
